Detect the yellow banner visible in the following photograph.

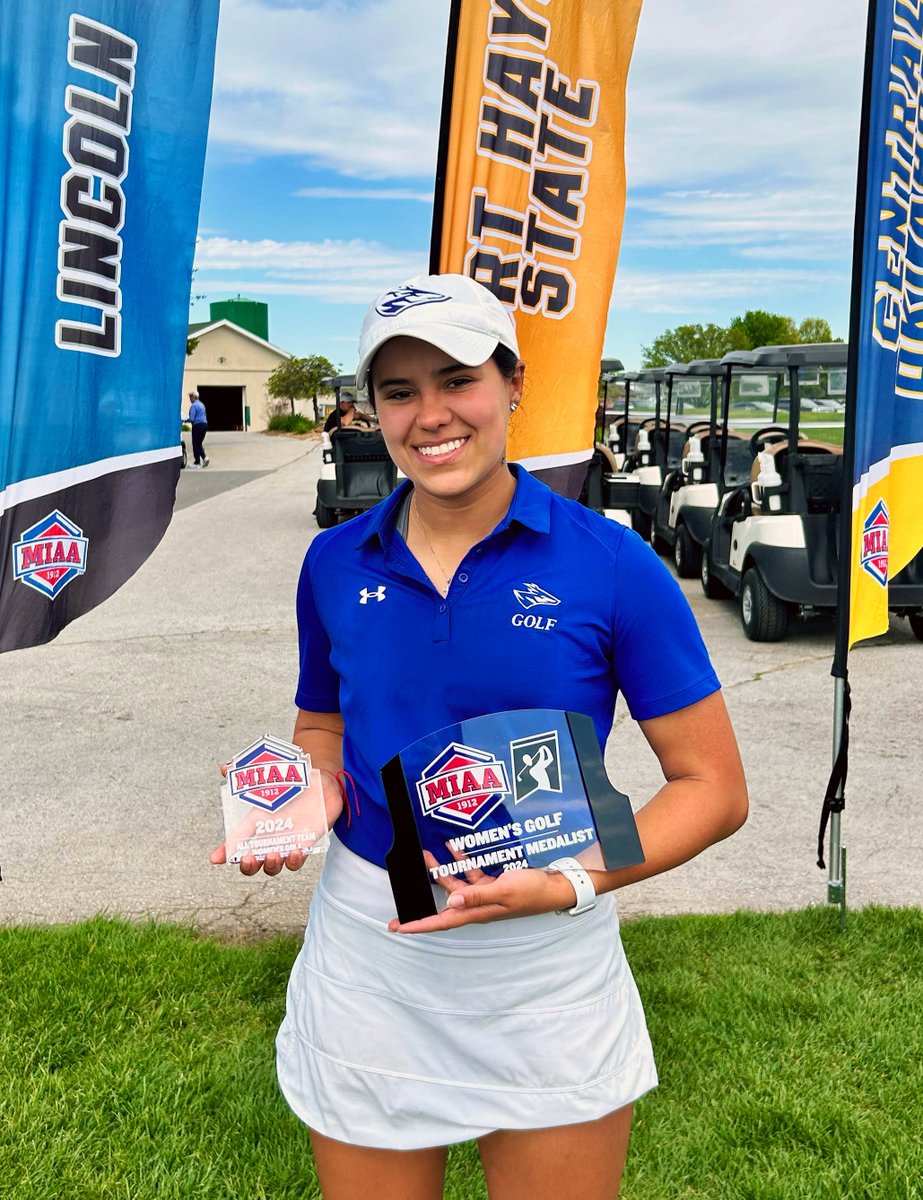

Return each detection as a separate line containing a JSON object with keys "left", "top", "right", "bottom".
{"left": 849, "top": 447, "right": 923, "bottom": 645}
{"left": 434, "top": 0, "right": 643, "bottom": 471}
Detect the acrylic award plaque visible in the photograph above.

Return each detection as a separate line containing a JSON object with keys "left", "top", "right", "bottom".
{"left": 220, "top": 735, "right": 329, "bottom": 865}
{"left": 381, "top": 709, "right": 644, "bottom": 923}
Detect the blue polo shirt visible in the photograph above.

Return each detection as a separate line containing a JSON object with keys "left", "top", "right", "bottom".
{"left": 295, "top": 465, "right": 720, "bottom": 867}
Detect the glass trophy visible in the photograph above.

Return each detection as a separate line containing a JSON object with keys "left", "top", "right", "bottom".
{"left": 220, "top": 735, "right": 329, "bottom": 864}
{"left": 381, "top": 709, "right": 644, "bottom": 922}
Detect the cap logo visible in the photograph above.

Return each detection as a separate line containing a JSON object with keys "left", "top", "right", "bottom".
{"left": 376, "top": 284, "right": 452, "bottom": 318}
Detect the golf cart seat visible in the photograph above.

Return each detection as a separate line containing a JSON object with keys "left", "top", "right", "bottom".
{"left": 607, "top": 417, "right": 644, "bottom": 455}
{"left": 332, "top": 428, "right": 397, "bottom": 500}
{"left": 581, "top": 443, "right": 624, "bottom": 511}
{"left": 749, "top": 439, "right": 842, "bottom": 514}
{"left": 646, "top": 424, "right": 689, "bottom": 469}
{"left": 679, "top": 430, "right": 749, "bottom": 485}
{"left": 722, "top": 434, "right": 754, "bottom": 488}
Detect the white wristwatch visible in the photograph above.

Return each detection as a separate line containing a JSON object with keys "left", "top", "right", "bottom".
{"left": 545, "top": 856, "right": 597, "bottom": 916}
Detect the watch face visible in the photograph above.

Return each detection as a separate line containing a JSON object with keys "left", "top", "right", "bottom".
{"left": 381, "top": 709, "right": 644, "bottom": 923}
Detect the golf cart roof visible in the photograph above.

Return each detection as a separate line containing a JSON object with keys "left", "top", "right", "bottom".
{"left": 664, "top": 358, "right": 724, "bottom": 376}
{"left": 321, "top": 373, "right": 358, "bottom": 389}
{"left": 617, "top": 371, "right": 642, "bottom": 382}
{"left": 720, "top": 343, "right": 848, "bottom": 369}
{"left": 636, "top": 368, "right": 665, "bottom": 383}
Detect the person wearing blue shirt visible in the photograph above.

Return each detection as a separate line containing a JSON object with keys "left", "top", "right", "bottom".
{"left": 212, "top": 274, "right": 748, "bottom": 1200}
{"left": 186, "top": 391, "right": 209, "bottom": 467}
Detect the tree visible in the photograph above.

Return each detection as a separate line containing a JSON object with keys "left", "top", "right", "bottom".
{"left": 728, "top": 309, "right": 798, "bottom": 349}
{"left": 641, "top": 322, "right": 747, "bottom": 368}
{"left": 267, "top": 354, "right": 338, "bottom": 421}
{"left": 185, "top": 336, "right": 199, "bottom": 357}
{"left": 797, "top": 316, "right": 839, "bottom": 344}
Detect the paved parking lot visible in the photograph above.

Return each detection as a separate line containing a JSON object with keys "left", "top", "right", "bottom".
{"left": 1, "top": 431, "right": 919, "bottom": 937}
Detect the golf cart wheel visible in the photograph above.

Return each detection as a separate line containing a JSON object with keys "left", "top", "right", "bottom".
{"left": 650, "top": 525, "right": 670, "bottom": 557}
{"left": 700, "top": 540, "right": 731, "bottom": 599}
{"left": 631, "top": 509, "right": 652, "bottom": 541}
{"left": 909, "top": 612, "right": 923, "bottom": 642}
{"left": 740, "top": 567, "right": 790, "bottom": 642}
{"left": 673, "top": 523, "right": 702, "bottom": 578}
{"left": 315, "top": 499, "right": 337, "bottom": 529}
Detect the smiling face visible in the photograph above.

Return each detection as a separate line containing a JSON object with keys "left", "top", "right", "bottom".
{"left": 371, "top": 336, "right": 523, "bottom": 506}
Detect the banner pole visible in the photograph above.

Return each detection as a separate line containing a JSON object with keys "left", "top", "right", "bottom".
{"left": 429, "top": 0, "right": 462, "bottom": 274}
{"left": 820, "top": 0, "right": 878, "bottom": 910}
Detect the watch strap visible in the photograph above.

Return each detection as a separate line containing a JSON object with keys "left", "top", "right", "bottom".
{"left": 545, "top": 856, "right": 597, "bottom": 915}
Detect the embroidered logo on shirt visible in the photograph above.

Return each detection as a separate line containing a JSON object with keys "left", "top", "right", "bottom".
{"left": 512, "top": 582, "right": 561, "bottom": 610}
{"left": 510, "top": 582, "right": 560, "bottom": 631}
{"left": 359, "top": 585, "right": 387, "bottom": 604}
{"left": 415, "top": 742, "right": 512, "bottom": 829}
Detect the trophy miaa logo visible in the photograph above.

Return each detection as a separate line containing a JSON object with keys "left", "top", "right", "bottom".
{"left": 415, "top": 742, "right": 512, "bottom": 829}
{"left": 228, "top": 737, "right": 310, "bottom": 813}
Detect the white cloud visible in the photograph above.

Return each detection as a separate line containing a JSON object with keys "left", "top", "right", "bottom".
{"left": 611, "top": 264, "right": 847, "bottom": 316}
{"left": 210, "top": 0, "right": 449, "bottom": 178}
{"left": 294, "top": 186, "right": 433, "bottom": 201}
{"left": 202, "top": 0, "right": 869, "bottom": 347}
{"left": 624, "top": 186, "right": 855, "bottom": 261}
{"left": 625, "top": 0, "right": 866, "bottom": 191}
{"left": 193, "top": 235, "right": 427, "bottom": 302}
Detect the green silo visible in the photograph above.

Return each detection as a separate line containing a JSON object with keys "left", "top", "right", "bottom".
{"left": 210, "top": 297, "right": 269, "bottom": 342}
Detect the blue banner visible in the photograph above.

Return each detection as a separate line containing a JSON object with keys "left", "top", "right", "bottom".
{"left": 850, "top": 0, "right": 923, "bottom": 644}
{"left": 0, "top": 0, "right": 219, "bottom": 651}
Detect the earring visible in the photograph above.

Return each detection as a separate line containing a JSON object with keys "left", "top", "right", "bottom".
{"left": 509, "top": 401, "right": 518, "bottom": 412}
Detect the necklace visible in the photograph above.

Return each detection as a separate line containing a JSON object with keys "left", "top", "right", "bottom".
{"left": 412, "top": 494, "right": 453, "bottom": 597}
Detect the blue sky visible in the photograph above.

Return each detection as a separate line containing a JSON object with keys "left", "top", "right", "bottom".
{"left": 192, "top": 0, "right": 868, "bottom": 372}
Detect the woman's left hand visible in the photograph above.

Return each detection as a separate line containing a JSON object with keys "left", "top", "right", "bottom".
{"left": 387, "top": 853, "right": 582, "bottom": 934}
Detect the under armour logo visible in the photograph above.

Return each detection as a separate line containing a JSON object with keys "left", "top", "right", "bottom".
{"left": 512, "top": 582, "right": 561, "bottom": 610}
{"left": 359, "top": 585, "right": 387, "bottom": 604}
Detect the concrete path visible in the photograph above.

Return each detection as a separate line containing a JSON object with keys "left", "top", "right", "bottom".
{"left": 1, "top": 431, "right": 919, "bottom": 937}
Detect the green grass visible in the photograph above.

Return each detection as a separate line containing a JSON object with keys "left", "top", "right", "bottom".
{"left": 2, "top": 908, "right": 921, "bottom": 1199}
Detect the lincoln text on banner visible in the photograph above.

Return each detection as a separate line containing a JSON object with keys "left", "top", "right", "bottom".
{"left": 0, "top": 1, "right": 220, "bottom": 652}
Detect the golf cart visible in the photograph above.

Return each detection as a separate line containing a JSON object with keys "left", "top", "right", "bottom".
{"left": 648, "top": 359, "right": 751, "bottom": 577}
{"left": 314, "top": 374, "right": 398, "bottom": 528}
{"left": 631, "top": 368, "right": 707, "bottom": 545}
{"left": 699, "top": 344, "right": 857, "bottom": 640}
{"left": 580, "top": 371, "right": 655, "bottom": 529}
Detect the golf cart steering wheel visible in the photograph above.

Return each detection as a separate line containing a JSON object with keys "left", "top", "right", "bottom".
{"left": 684, "top": 420, "right": 712, "bottom": 438}
{"left": 749, "top": 426, "right": 788, "bottom": 456}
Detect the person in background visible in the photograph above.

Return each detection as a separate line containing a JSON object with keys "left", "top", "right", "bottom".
{"left": 187, "top": 391, "right": 209, "bottom": 467}
{"left": 323, "top": 393, "right": 358, "bottom": 432}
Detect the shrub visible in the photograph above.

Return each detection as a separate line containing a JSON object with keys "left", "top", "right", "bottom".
{"left": 267, "top": 412, "right": 315, "bottom": 434}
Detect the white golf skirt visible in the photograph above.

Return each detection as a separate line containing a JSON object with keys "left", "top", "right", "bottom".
{"left": 276, "top": 835, "right": 657, "bottom": 1149}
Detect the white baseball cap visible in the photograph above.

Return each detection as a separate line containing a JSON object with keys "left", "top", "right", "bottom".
{"left": 356, "top": 273, "right": 520, "bottom": 390}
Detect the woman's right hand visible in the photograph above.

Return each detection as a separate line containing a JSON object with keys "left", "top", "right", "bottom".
{"left": 210, "top": 767, "right": 345, "bottom": 877}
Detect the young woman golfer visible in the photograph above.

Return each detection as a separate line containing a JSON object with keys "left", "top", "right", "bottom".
{"left": 215, "top": 273, "right": 748, "bottom": 1199}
